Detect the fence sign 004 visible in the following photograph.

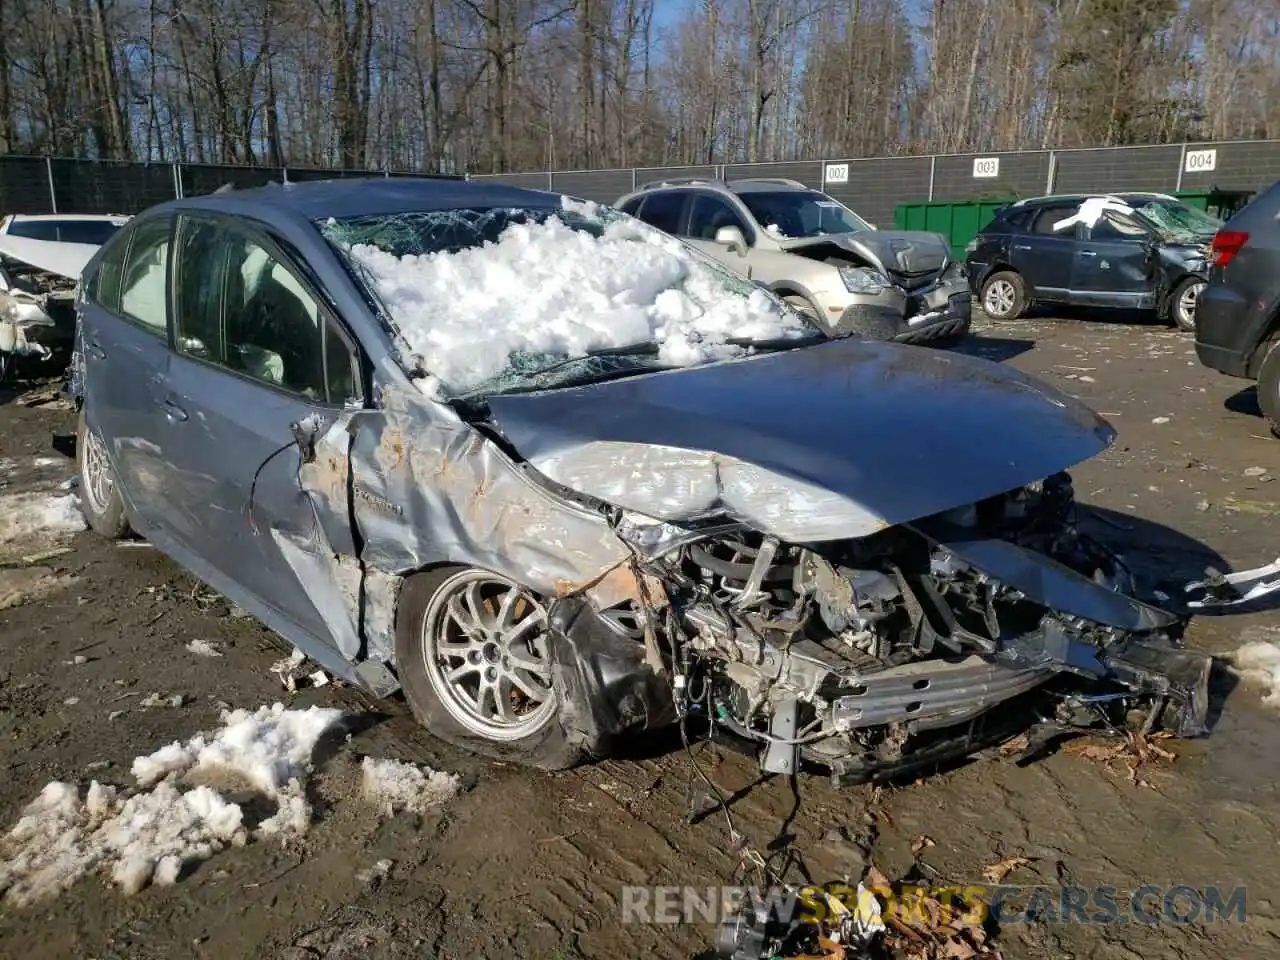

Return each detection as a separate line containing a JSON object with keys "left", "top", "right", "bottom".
{"left": 1184, "top": 149, "right": 1217, "bottom": 173}
{"left": 972, "top": 157, "right": 1000, "bottom": 178}
{"left": 824, "top": 163, "right": 849, "bottom": 185}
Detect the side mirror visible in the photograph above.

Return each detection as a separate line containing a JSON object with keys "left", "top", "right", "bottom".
{"left": 714, "top": 226, "right": 748, "bottom": 256}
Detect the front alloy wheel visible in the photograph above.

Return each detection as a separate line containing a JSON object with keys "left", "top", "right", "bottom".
{"left": 421, "top": 569, "right": 557, "bottom": 741}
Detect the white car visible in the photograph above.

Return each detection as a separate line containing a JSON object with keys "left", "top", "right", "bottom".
{"left": 0, "top": 213, "right": 130, "bottom": 378}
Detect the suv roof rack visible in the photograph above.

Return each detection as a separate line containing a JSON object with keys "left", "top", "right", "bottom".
{"left": 635, "top": 177, "right": 720, "bottom": 192}
{"left": 727, "top": 177, "right": 808, "bottom": 189}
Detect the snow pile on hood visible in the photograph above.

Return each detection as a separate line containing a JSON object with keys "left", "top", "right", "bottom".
{"left": 361, "top": 757, "right": 461, "bottom": 814}
{"left": 0, "top": 704, "right": 343, "bottom": 907}
{"left": 342, "top": 199, "right": 807, "bottom": 396}
{"left": 1232, "top": 641, "right": 1280, "bottom": 707}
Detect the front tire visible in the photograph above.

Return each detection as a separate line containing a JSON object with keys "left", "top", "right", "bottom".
{"left": 980, "top": 270, "right": 1027, "bottom": 321}
{"left": 77, "top": 409, "right": 130, "bottom": 538}
{"left": 1171, "top": 276, "right": 1206, "bottom": 332}
{"left": 394, "top": 566, "right": 586, "bottom": 770}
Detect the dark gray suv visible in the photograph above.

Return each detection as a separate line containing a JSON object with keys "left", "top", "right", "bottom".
{"left": 1195, "top": 181, "right": 1280, "bottom": 435}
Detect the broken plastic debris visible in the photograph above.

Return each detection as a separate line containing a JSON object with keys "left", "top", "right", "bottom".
{"left": 184, "top": 639, "right": 223, "bottom": 658}
{"left": 1152, "top": 416, "right": 1171, "bottom": 424}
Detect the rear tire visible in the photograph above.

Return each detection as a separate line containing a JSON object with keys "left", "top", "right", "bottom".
{"left": 1255, "top": 341, "right": 1280, "bottom": 440}
{"left": 77, "top": 409, "right": 130, "bottom": 538}
{"left": 980, "top": 270, "right": 1027, "bottom": 321}
{"left": 394, "top": 566, "right": 587, "bottom": 771}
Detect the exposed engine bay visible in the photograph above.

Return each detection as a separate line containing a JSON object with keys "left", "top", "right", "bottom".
{"left": 0, "top": 256, "right": 79, "bottom": 372}
{"left": 604, "top": 472, "right": 1211, "bottom": 785}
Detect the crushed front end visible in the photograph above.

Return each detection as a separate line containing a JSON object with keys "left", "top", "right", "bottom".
{"left": 0, "top": 256, "right": 79, "bottom": 377}
{"left": 604, "top": 472, "right": 1210, "bottom": 785}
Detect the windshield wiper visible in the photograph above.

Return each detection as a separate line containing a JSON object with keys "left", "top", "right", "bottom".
{"left": 727, "top": 332, "right": 829, "bottom": 349}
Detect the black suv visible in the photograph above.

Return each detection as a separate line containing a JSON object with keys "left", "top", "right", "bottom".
{"left": 967, "top": 193, "right": 1221, "bottom": 330}
{"left": 1195, "top": 180, "right": 1280, "bottom": 436}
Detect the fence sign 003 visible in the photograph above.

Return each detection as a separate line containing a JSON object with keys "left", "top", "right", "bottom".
{"left": 1184, "top": 149, "right": 1217, "bottom": 173}
{"left": 972, "top": 157, "right": 1000, "bottom": 179}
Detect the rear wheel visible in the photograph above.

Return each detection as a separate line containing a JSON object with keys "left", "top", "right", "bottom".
{"left": 394, "top": 566, "right": 587, "bottom": 770}
{"left": 980, "top": 270, "right": 1027, "bottom": 321}
{"left": 77, "top": 409, "right": 130, "bottom": 538}
{"left": 1255, "top": 340, "right": 1280, "bottom": 440}
{"left": 1171, "top": 276, "right": 1206, "bottom": 332}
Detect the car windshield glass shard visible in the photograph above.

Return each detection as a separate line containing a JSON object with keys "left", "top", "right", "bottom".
{"left": 1132, "top": 199, "right": 1222, "bottom": 238}
{"left": 736, "top": 190, "right": 871, "bottom": 239}
{"left": 318, "top": 200, "right": 814, "bottom": 399}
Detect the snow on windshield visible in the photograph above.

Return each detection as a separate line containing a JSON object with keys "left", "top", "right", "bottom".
{"left": 326, "top": 197, "right": 809, "bottom": 398}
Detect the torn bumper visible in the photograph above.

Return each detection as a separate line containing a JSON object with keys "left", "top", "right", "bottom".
{"left": 830, "top": 275, "right": 971, "bottom": 344}
{"left": 548, "top": 599, "right": 677, "bottom": 753}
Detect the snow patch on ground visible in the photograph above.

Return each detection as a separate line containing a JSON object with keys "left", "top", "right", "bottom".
{"left": 1232, "top": 641, "right": 1280, "bottom": 707}
{"left": 0, "top": 704, "right": 344, "bottom": 907}
{"left": 341, "top": 201, "right": 806, "bottom": 396}
{"left": 0, "top": 492, "right": 87, "bottom": 547}
{"left": 361, "top": 757, "right": 461, "bottom": 814}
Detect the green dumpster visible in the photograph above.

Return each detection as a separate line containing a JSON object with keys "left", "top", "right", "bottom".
{"left": 1171, "top": 187, "right": 1254, "bottom": 222}
{"left": 895, "top": 197, "right": 1017, "bottom": 261}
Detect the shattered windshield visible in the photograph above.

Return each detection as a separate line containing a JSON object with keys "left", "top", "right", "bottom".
{"left": 736, "top": 190, "right": 872, "bottom": 240}
{"left": 319, "top": 199, "right": 818, "bottom": 399}
{"left": 1130, "top": 199, "right": 1222, "bottom": 239}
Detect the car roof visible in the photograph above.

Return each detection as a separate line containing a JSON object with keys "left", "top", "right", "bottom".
{"left": 1009, "top": 191, "right": 1177, "bottom": 210}
{"left": 142, "top": 176, "right": 567, "bottom": 223}
{"left": 623, "top": 177, "right": 813, "bottom": 199}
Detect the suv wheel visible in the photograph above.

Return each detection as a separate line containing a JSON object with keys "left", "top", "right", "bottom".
{"left": 394, "top": 565, "right": 590, "bottom": 770}
{"left": 980, "top": 271, "right": 1027, "bottom": 321}
{"left": 1256, "top": 341, "right": 1280, "bottom": 440}
{"left": 1171, "top": 277, "right": 1206, "bottom": 332}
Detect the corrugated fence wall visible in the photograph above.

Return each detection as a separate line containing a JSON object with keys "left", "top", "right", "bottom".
{"left": 2, "top": 140, "right": 1278, "bottom": 223}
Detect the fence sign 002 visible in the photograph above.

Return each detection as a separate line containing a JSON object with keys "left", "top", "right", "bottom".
{"left": 1184, "top": 149, "right": 1217, "bottom": 173}
{"left": 972, "top": 157, "right": 1000, "bottom": 178}
{"left": 824, "top": 163, "right": 849, "bottom": 185}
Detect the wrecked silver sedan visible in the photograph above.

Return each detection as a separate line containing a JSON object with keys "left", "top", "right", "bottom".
{"left": 70, "top": 178, "right": 1210, "bottom": 782}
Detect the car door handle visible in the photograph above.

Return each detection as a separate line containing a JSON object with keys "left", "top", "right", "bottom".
{"left": 1079, "top": 250, "right": 1098, "bottom": 257}
{"left": 85, "top": 341, "right": 106, "bottom": 359}
{"left": 163, "top": 398, "right": 189, "bottom": 422}
{"left": 1013, "top": 244, "right": 1032, "bottom": 251}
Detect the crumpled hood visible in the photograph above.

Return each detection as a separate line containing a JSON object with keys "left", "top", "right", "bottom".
{"left": 0, "top": 234, "right": 98, "bottom": 281}
{"left": 486, "top": 338, "right": 1115, "bottom": 542}
{"left": 780, "top": 230, "right": 950, "bottom": 277}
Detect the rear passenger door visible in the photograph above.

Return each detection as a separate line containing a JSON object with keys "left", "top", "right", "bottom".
{"left": 78, "top": 214, "right": 177, "bottom": 535}
{"left": 1010, "top": 204, "right": 1080, "bottom": 301}
{"left": 161, "top": 214, "right": 367, "bottom": 659}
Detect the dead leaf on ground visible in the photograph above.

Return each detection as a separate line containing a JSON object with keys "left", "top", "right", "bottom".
{"left": 982, "top": 855, "right": 1034, "bottom": 883}
{"left": 997, "top": 732, "right": 1030, "bottom": 756}
{"left": 912, "top": 834, "right": 937, "bottom": 855}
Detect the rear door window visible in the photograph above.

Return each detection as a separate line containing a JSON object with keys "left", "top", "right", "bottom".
{"left": 116, "top": 217, "right": 172, "bottom": 335}
{"left": 1031, "top": 205, "right": 1080, "bottom": 236}
{"left": 634, "top": 192, "right": 687, "bottom": 235}
{"left": 6, "top": 219, "right": 122, "bottom": 245}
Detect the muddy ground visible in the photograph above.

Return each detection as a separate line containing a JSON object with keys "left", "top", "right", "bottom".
{"left": 2, "top": 312, "right": 1280, "bottom": 960}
